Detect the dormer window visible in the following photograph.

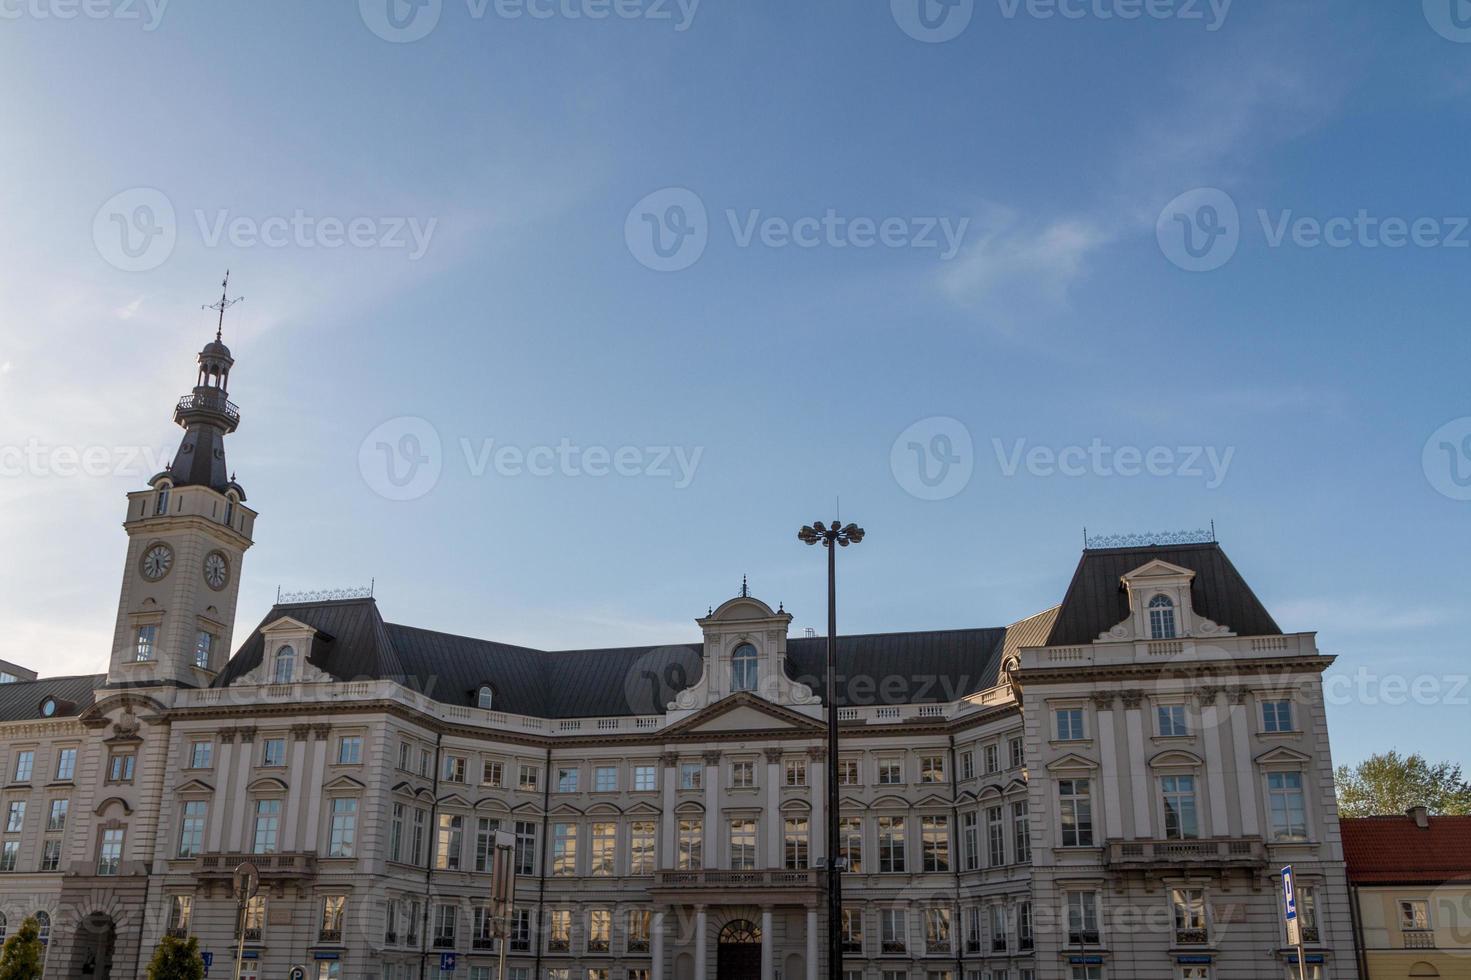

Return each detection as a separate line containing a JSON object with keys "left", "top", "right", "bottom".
{"left": 273, "top": 645, "right": 296, "bottom": 684}
{"left": 1148, "top": 594, "right": 1177, "bottom": 640}
{"left": 731, "top": 643, "right": 758, "bottom": 693}
{"left": 224, "top": 493, "right": 237, "bottom": 527}
{"left": 477, "top": 685, "right": 493, "bottom": 710}
{"left": 155, "top": 482, "right": 172, "bottom": 516}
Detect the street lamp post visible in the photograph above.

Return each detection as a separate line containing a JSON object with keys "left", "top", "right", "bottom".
{"left": 797, "top": 519, "right": 864, "bottom": 980}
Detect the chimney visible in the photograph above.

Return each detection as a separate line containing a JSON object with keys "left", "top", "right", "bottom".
{"left": 1407, "top": 805, "right": 1430, "bottom": 829}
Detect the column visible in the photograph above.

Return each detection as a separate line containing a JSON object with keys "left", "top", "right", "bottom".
{"left": 808, "top": 747, "right": 826, "bottom": 862}
{"left": 661, "top": 753, "right": 678, "bottom": 865}
{"left": 302, "top": 725, "right": 330, "bottom": 851}
{"left": 651, "top": 909, "right": 666, "bottom": 980}
{"left": 208, "top": 732, "right": 234, "bottom": 851}
{"left": 1092, "top": 694, "right": 1123, "bottom": 841}
{"left": 761, "top": 909, "right": 773, "bottom": 980}
{"left": 703, "top": 752, "right": 720, "bottom": 868}
{"left": 1229, "top": 688, "right": 1260, "bottom": 836}
{"left": 764, "top": 749, "right": 782, "bottom": 868}
{"left": 282, "top": 725, "right": 310, "bottom": 851}
{"left": 695, "top": 907, "right": 708, "bottom": 980}
{"left": 1123, "top": 694, "right": 1152, "bottom": 837}
{"left": 806, "top": 910, "right": 818, "bottom": 980}
{"left": 1200, "top": 688, "right": 1231, "bottom": 837}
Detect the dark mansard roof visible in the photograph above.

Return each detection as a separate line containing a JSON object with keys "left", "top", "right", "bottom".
{"left": 0, "top": 673, "right": 103, "bottom": 722}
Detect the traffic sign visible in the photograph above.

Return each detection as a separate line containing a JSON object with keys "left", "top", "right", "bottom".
{"left": 200, "top": 951, "right": 212, "bottom": 977}
{"left": 1282, "top": 865, "right": 1301, "bottom": 946}
{"left": 289, "top": 967, "right": 307, "bottom": 980}
{"left": 440, "top": 952, "right": 458, "bottom": 972}
{"left": 232, "top": 861, "right": 261, "bottom": 903}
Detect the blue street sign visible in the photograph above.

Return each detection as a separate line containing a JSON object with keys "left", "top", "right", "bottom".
{"left": 441, "top": 952, "right": 458, "bottom": 972}
{"left": 1282, "top": 865, "right": 1298, "bottom": 921}
{"left": 201, "top": 952, "right": 212, "bottom": 977}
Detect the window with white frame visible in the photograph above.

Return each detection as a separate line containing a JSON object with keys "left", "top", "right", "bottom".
{"left": 252, "top": 799, "right": 281, "bottom": 853}
{"left": 677, "top": 819, "right": 702, "bottom": 869}
{"left": 960, "top": 751, "right": 974, "bottom": 780}
{"left": 1054, "top": 708, "right": 1086, "bottom": 741}
{"left": 630, "top": 821, "right": 655, "bottom": 875}
{"left": 989, "top": 905, "right": 1008, "bottom": 952}
{"left": 443, "top": 755, "right": 467, "bottom": 783}
{"left": 1012, "top": 801, "right": 1031, "bottom": 863}
{"left": 1267, "top": 771, "right": 1308, "bottom": 840}
{"left": 477, "top": 685, "right": 494, "bottom": 710}
{"left": 1157, "top": 703, "right": 1190, "bottom": 737}
{"left": 336, "top": 736, "right": 362, "bottom": 765}
{"left": 786, "top": 759, "right": 808, "bottom": 786}
{"left": 552, "top": 823, "right": 577, "bottom": 876}
{"left": 920, "top": 755, "right": 946, "bottom": 783}
{"left": 924, "top": 907, "right": 951, "bottom": 953}
{"left": 272, "top": 645, "right": 295, "bottom": 683}
{"left": 1065, "top": 890, "right": 1100, "bottom": 945}
{"left": 1058, "top": 779, "right": 1094, "bottom": 846}
{"left": 97, "top": 826, "right": 124, "bottom": 875}
{"left": 434, "top": 813, "right": 461, "bottom": 869}
{"left": 731, "top": 760, "right": 755, "bottom": 788}
{"left": 1009, "top": 736, "right": 1025, "bottom": 769}
{"left": 839, "top": 815, "right": 863, "bottom": 873}
{"left": 329, "top": 798, "right": 359, "bottom": 858}
{"left": 730, "top": 818, "right": 757, "bottom": 870}
{"left": 590, "top": 822, "right": 616, "bottom": 876}
{"left": 1149, "top": 594, "right": 1177, "bottom": 639}
{"left": 519, "top": 764, "right": 541, "bottom": 791}
{"left": 1161, "top": 775, "right": 1200, "bottom": 840}
{"left": 880, "top": 908, "right": 908, "bottom": 953}
{"left": 178, "top": 800, "right": 207, "bottom": 857}
{"left": 986, "top": 806, "right": 1005, "bottom": 866}
{"left": 679, "top": 763, "right": 702, "bottom": 790}
{"left": 961, "top": 811, "right": 979, "bottom": 871}
{"left": 878, "top": 757, "right": 903, "bottom": 784}
{"left": 482, "top": 759, "right": 504, "bottom": 786}
{"left": 1400, "top": 899, "right": 1430, "bottom": 931}
{"left": 557, "top": 767, "right": 579, "bottom": 793}
{"left": 731, "top": 643, "right": 758, "bottom": 693}
{"left": 921, "top": 815, "right": 950, "bottom": 872}
{"left": 785, "top": 817, "right": 810, "bottom": 870}
{"left": 1263, "top": 699, "right": 1295, "bottom": 733}
{"left": 55, "top": 748, "right": 77, "bottom": 781}
{"left": 633, "top": 764, "right": 657, "bottom": 791}
{"left": 594, "top": 766, "right": 618, "bottom": 792}
{"left": 878, "top": 815, "right": 907, "bottom": 872}
{"left": 1171, "top": 888, "right": 1208, "bottom": 944}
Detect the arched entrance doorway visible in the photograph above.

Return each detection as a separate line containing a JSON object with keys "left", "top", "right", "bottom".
{"left": 70, "top": 912, "right": 116, "bottom": 979}
{"left": 717, "top": 919, "right": 761, "bottom": 980}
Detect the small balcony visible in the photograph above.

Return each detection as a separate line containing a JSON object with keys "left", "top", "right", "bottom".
{"left": 628, "top": 940, "right": 650, "bottom": 954}
{"left": 433, "top": 935, "right": 455, "bottom": 950}
{"left": 194, "top": 851, "right": 318, "bottom": 881}
{"left": 472, "top": 938, "right": 496, "bottom": 952}
{"left": 1175, "top": 928, "right": 1209, "bottom": 946}
{"left": 318, "top": 929, "right": 342, "bottom": 943}
{"left": 1404, "top": 930, "right": 1436, "bottom": 949}
{"left": 1104, "top": 837, "right": 1267, "bottom": 870}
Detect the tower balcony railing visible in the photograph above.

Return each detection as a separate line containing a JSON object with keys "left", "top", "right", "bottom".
{"left": 176, "top": 390, "right": 241, "bottom": 424}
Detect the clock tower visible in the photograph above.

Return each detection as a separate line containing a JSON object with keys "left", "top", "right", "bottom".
{"left": 106, "top": 278, "right": 257, "bottom": 688}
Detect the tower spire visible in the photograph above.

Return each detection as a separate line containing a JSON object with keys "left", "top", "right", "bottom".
{"left": 202, "top": 269, "right": 244, "bottom": 343}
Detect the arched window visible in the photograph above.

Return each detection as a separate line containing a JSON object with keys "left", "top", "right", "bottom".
{"left": 477, "top": 686, "right": 493, "bottom": 710}
{"left": 273, "top": 646, "right": 296, "bottom": 685}
{"left": 224, "top": 493, "right": 237, "bottom": 527}
{"left": 1148, "top": 594, "right": 1177, "bottom": 640}
{"left": 730, "top": 644, "right": 758, "bottom": 693}
{"left": 155, "top": 482, "right": 171, "bottom": 516}
{"left": 719, "top": 919, "right": 761, "bottom": 944}
{"left": 34, "top": 911, "right": 49, "bottom": 943}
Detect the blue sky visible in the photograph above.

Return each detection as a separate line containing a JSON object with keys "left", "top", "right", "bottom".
{"left": 1, "top": 0, "right": 1469, "bottom": 770}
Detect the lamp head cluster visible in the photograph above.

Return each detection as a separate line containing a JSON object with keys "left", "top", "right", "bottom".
{"left": 798, "top": 520, "right": 865, "bottom": 548}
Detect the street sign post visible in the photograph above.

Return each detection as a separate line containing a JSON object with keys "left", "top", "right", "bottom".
{"left": 202, "top": 951, "right": 213, "bottom": 977}
{"left": 289, "top": 967, "right": 307, "bottom": 980}
{"left": 441, "top": 952, "right": 458, "bottom": 972}
{"left": 232, "top": 861, "right": 261, "bottom": 980}
{"left": 490, "top": 830, "right": 517, "bottom": 980}
{"left": 1283, "top": 865, "right": 1306, "bottom": 980}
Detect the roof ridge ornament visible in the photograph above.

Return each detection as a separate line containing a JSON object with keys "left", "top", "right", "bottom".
{"left": 1084, "top": 522, "right": 1216, "bottom": 550}
{"left": 275, "top": 581, "right": 374, "bottom": 604}
{"left": 202, "top": 269, "right": 244, "bottom": 343}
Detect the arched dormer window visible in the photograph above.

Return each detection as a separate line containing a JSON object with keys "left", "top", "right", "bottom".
{"left": 1148, "top": 594, "right": 1177, "bottom": 640}
{"left": 731, "top": 643, "right": 758, "bottom": 693}
{"left": 155, "top": 481, "right": 172, "bottom": 516}
{"left": 273, "top": 646, "right": 296, "bottom": 685}
{"left": 224, "top": 493, "right": 237, "bottom": 527}
{"left": 477, "top": 685, "right": 493, "bottom": 710}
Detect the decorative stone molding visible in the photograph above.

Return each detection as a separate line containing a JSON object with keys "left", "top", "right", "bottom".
{"left": 1088, "top": 692, "right": 1116, "bottom": 710}
{"left": 763, "top": 748, "right": 783, "bottom": 764}
{"left": 659, "top": 752, "right": 679, "bottom": 768}
{"left": 218, "top": 730, "right": 237, "bottom": 744}
{"left": 312, "top": 724, "right": 332, "bottom": 741}
{"left": 805, "top": 746, "right": 825, "bottom": 761}
{"left": 238, "top": 727, "right": 256, "bottom": 743}
{"left": 701, "top": 751, "right": 722, "bottom": 766}
{"left": 1119, "top": 690, "right": 1144, "bottom": 710}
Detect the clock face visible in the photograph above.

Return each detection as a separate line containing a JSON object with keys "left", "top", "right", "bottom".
{"left": 140, "top": 543, "right": 174, "bottom": 581}
{"left": 204, "top": 551, "right": 230, "bottom": 591}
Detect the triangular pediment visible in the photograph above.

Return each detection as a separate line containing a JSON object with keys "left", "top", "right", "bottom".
{"left": 261, "top": 615, "right": 320, "bottom": 635}
{"left": 663, "top": 692, "right": 824, "bottom": 737}
{"left": 1045, "top": 753, "right": 1099, "bottom": 773}
{"left": 175, "top": 778, "right": 215, "bottom": 795}
{"left": 323, "top": 774, "right": 365, "bottom": 791}
{"left": 1123, "top": 559, "right": 1196, "bottom": 582}
{"left": 627, "top": 800, "right": 662, "bottom": 815}
{"left": 1255, "top": 745, "right": 1312, "bottom": 765}
{"left": 437, "top": 793, "right": 471, "bottom": 809}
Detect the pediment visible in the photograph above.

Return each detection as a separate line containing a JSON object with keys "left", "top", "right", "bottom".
{"left": 175, "top": 778, "right": 215, "bottom": 795}
{"left": 261, "top": 615, "right": 321, "bottom": 635}
{"left": 1149, "top": 749, "right": 1205, "bottom": 769}
{"left": 437, "top": 793, "right": 471, "bottom": 809}
{"left": 323, "top": 774, "right": 366, "bottom": 791}
{"left": 1045, "top": 753, "right": 1099, "bottom": 773}
{"left": 1123, "top": 559, "right": 1196, "bottom": 583}
{"left": 662, "top": 692, "right": 824, "bottom": 737}
{"left": 587, "top": 802, "right": 623, "bottom": 815}
{"left": 870, "top": 794, "right": 911, "bottom": 810}
{"left": 248, "top": 776, "right": 290, "bottom": 793}
{"left": 95, "top": 796, "right": 133, "bottom": 817}
{"left": 1255, "top": 745, "right": 1312, "bottom": 765}
{"left": 392, "top": 781, "right": 435, "bottom": 800}
{"left": 976, "top": 783, "right": 1007, "bottom": 801}
{"left": 475, "top": 797, "right": 513, "bottom": 813}
{"left": 779, "top": 798, "right": 812, "bottom": 812}
{"left": 627, "top": 800, "right": 662, "bottom": 814}
{"left": 911, "top": 793, "right": 952, "bottom": 809}
{"left": 674, "top": 800, "right": 705, "bottom": 814}
{"left": 510, "top": 801, "right": 543, "bottom": 814}
{"left": 838, "top": 795, "right": 868, "bottom": 811}
{"left": 550, "top": 802, "right": 584, "bottom": 816}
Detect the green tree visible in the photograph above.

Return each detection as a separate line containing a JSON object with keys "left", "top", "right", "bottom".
{"left": 144, "top": 935, "right": 204, "bottom": 980}
{"left": 1336, "top": 751, "right": 1471, "bottom": 817}
{"left": 0, "top": 915, "right": 44, "bottom": 980}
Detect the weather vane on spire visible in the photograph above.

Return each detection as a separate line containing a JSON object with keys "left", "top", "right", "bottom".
{"left": 202, "top": 270, "right": 244, "bottom": 342}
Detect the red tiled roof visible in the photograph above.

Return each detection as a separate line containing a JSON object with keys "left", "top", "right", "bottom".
{"left": 1341, "top": 814, "right": 1471, "bottom": 884}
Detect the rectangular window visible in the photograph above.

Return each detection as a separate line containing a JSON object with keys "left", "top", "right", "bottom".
{"left": 986, "top": 806, "right": 1005, "bottom": 866}
{"left": 731, "top": 760, "right": 755, "bottom": 788}
{"left": 785, "top": 759, "right": 808, "bottom": 786}
{"left": 960, "top": 751, "right": 975, "bottom": 780}
{"left": 482, "top": 760, "right": 504, "bottom": 786}
{"left": 557, "top": 767, "right": 580, "bottom": 793}
{"left": 785, "top": 817, "right": 810, "bottom": 870}
{"left": 880, "top": 908, "right": 908, "bottom": 954}
{"left": 55, "top": 748, "right": 77, "bottom": 781}
{"left": 839, "top": 816, "right": 863, "bottom": 874}
{"left": 135, "top": 624, "right": 157, "bottom": 661}
{"left": 1299, "top": 886, "right": 1321, "bottom": 943}
{"left": 253, "top": 799, "right": 281, "bottom": 854}
{"left": 1066, "top": 891, "right": 1100, "bottom": 945}
{"left": 841, "top": 908, "right": 863, "bottom": 953}
{"left": 443, "top": 756, "right": 467, "bottom": 783}
{"left": 962, "top": 811, "right": 979, "bottom": 871}
{"left": 1263, "top": 699, "right": 1295, "bottom": 733}
{"left": 552, "top": 823, "right": 578, "bottom": 876}
{"left": 434, "top": 813, "right": 461, "bottom": 870}
{"left": 510, "top": 909, "right": 531, "bottom": 953}
{"left": 390, "top": 803, "right": 405, "bottom": 863}
{"left": 474, "top": 816, "right": 501, "bottom": 872}
{"left": 107, "top": 751, "right": 134, "bottom": 783}
{"left": 1267, "top": 772, "right": 1308, "bottom": 840}
{"left": 168, "top": 895, "right": 193, "bottom": 936}
{"left": 590, "top": 822, "right": 616, "bottom": 876}
{"left": 194, "top": 631, "right": 216, "bottom": 669}
{"left": 433, "top": 903, "right": 456, "bottom": 948}
{"left": 1009, "top": 736, "right": 1025, "bottom": 770}
{"left": 838, "top": 759, "right": 860, "bottom": 786}
{"left": 1054, "top": 708, "right": 1085, "bottom": 741}
{"left": 97, "top": 827, "right": 124, "bottom": 875}
{"left": 13, "top": 751, "right": 35, "bottom": 782}
{"left": 405, "top": 899, "right": 422, "bottom": 946}
{"left": 1157, "top": 704, "right": 1190, "bottom": 737}
{"left": 730, "top": 818, "right": 758, "bottom": 870}
{"left": 47, "top": 798, "right": 68, "bottom": 832}
{"left": 412, "top": 808, "right": 427, "bottom": 865}
{"left": 878, "top": 757, "right": 903, "bottom": 785}
{"left": 328, "top": 799, "right": 358, "bottom": 858}
{"left": 1018, "top": 901, "right": 1033, "bottom": 950}
{"left": 519, "top": 765, "right": 541, "bottom": 792}
{"left": 178, "top": 800, "right": 207, "bottom": 857}
{"left": 419, "top": 749, "right": 431, "bottom": 777}
{"left": 627, "top": 908, "right": 652, "bottom": 953}
{"left": 321, "top": 896, "right": 347, "bottom": 942}
{"left": 471, "top": 905, "right": 496, "bottom": 951}
{"left": 0, "top": 840, "right": 17, "bottom": 872}
{"left": 262, "top": 738, "right": 286, "bottom": 767}
{"left": 990, "top": 905, "right": 1007, "bottom": 953}
{"left": 1059, "top": 779, "right": 1094, "bottom": 847}
{"left": 594, "top": 766, "right": 618, "bottom": 792}
{"left": 633, "top": 764, "right": 657, "bottom": 791}
{"left": 630, "top": 821, "right": 656, "bottom": 875}
{"left": 337, "top": 737, "right": 362, "bottom": 765}
{"left": 1162, "top": 775, "right": 1200, "bottom": 840}
{"left": 984, "top": 744, "right": 1000, "bottom": 775}
{"left": 925, "top": 907, "right": 952, "bottom": 954}
{"left": 1012, "top": 801, "right": 1031, "bottom": 863}
{"left": 548, "top": 909, "right": 571, "bottom": 952}
{"left": 588, "top": 908, "right": 611, "bottom": 952}
{"left": 40, "top": 838, "right": 62, "bottom": 872}
{"left": 5, "top": 801, "right": 24, "bottom": 833}
{"left": 920, "top": 755, "right": 946, "bottom": 783}
{"left": 1172, "top": 888, "right": 1208, "bottom": 944}
{"left": 964, "top": 907, "right": 981, "bottom": 954}
{"left": 189, "top": 740, "right": 214, "bottom": 769}
{"left": 680, "top": 763, "right": 703, "bottom": 790}
{"left": 515, "top": 821, "right": 537, "bottom": 876}
{"left": 878, "top": 815, "right": 907, "bottom": 873}
{"left": 398, "top": 741, "right": 411, "bottom": 771}
{"left": 678, "top": 819, "right": 702, "bottom": 869}
{"left": 1400, "top": 899, "right": 1430, "bottom": 931}
{"left": 921, "top": 815, "right": 950, "bottom": 872}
